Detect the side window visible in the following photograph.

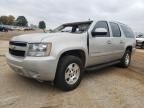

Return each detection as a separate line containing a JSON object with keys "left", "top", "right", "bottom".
{"left": 110, "top": 22, "right": 121, "bottom": 37}
{"left": 121, "top": 25, "right": 135, "bottom": 38}
{"left": 93, "top": 21, "right": 110, "bottom": 37}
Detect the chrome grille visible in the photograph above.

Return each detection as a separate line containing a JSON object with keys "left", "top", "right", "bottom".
{"left": 9, "top": 41, "right": 27, "bottom": 57}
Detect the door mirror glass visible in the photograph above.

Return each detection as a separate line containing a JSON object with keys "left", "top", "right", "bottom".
{"left": 92, "top": 28, "right": 108, "bottom": 36}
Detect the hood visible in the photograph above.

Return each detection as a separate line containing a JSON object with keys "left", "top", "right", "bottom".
{"left": 136, "top": 38, "right": 144, "bottom": 41}
{"left": 11, "top": 32, "right": 82, "bottom": 43}
{"left": 11, "top": 33, "right": 48, "bottom": 43}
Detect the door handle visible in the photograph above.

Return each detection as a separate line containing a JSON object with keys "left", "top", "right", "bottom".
{"left": 107, "top": 40, "right": 112, "bottom": 44}
{"left": 120, "top": 40, "right": 124, "bottom": 44}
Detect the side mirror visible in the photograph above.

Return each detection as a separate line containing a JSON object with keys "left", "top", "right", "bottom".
{"left": 92, "top": 28, "right": 108, "bottom": 36}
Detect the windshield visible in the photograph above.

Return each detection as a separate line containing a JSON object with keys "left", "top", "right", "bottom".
{"left": 137, "top": 35, "right": 144, "bottom": 38}
{"left": 52, "top": 21, "right": 93, "bottom": 33}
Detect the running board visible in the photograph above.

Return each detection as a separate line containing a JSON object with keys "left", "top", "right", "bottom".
{"left": 86, "top": 61, "right": 120, "bottom": 71}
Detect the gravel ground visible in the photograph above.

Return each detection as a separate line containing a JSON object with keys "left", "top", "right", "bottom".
{"left": 0, "top": 40, "right": 144, "bottom": 108}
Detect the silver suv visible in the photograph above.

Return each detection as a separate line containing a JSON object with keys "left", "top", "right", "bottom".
{"left": 6, "top": 20, "right": 136, "bottom": 91}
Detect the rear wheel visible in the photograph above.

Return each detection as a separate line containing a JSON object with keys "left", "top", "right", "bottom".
{"left": 119, "top": 50, "right": 131, "bottom": 68}
{"left": 55, "top": 55, "right": 83, "bottom": 91}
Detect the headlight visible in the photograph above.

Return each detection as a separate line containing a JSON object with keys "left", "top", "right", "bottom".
{"left": 27, "top": 43, "right": 52, "bottom": 57}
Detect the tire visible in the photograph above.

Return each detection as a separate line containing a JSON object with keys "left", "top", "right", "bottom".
{"left": 55, "top": 55, "right": 84, "bottom": 91}
{"left": 119, "top": 50, "right": 131, "bottom": 68}
{"left": 141, "top": 43, "right": 144, "bottom": 49}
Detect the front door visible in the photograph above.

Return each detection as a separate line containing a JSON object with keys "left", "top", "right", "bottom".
{"left": 88, "top": 21, "right": 113, "bottom": 66}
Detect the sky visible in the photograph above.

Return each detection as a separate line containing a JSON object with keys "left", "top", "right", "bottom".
{"left": 0, "top": 0, "right": 144, "bottom": 32}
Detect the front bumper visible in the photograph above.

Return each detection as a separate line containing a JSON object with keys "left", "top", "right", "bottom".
{"left": 6, "top": 53, "right": 58, "bottom": 81}
{"left": 136, "top": 41, "right": 142, "bottom": 46}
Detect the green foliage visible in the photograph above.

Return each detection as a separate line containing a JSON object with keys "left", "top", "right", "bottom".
{"left": 7, "top": 15, "right": 15, "bottom": 25}
{"left": 15, "top": 16, "right": 28, "bottom": 27}
{"left": 39, "top": 21, "right": 46, "bottom": 30}
{"left": 0, "top": 15, "right": 15, "bottom": 25}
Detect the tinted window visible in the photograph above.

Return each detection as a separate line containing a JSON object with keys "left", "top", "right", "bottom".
{"left": 110, "top": 22, "right": 121, "bottom": 37}
{"left": 93, "top": 21, "right": 110, "bottom": 37}
{"left": 121, "top": 25, "right": 134, "bottom": 38}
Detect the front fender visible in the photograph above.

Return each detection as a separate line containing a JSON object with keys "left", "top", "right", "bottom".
{"left": 56, "top": 47, "right": 88, "bottom": 61}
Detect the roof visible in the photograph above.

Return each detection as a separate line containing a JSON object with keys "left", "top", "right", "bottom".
{"left": 63, "top": 21, "right": 93, "bottom": 26}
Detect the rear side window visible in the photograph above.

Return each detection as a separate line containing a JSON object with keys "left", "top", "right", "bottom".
{"left": 93, "top": 21, "right": 110, "bottom": 37}
{"left": 121, "top": 25, "right": 134, "bottom": 38}
{"left": 110, "top": 22, "right": 121, "bottom": 37}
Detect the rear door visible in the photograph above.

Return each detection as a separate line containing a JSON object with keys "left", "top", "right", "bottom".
{"left": 109, "top": 22, "right": 125, "bottom": 59}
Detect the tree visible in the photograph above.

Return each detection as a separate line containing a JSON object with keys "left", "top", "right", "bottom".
{"left": 0, "top": 15, "right": 15, "bottom": 25}
{"left": 39, "top": 21, "right": 46, "bottom": 31}
{"left": 7, "top": 15, "right": 15, "bottom": 25}
{"left": 15, "top": 16, "right": 28, "bottom": 26}
{"left": 0, "top": 16, "right": 8, "bottom": 25}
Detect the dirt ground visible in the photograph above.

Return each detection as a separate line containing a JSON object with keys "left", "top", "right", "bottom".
{"left": 0, "top": 40, "right": 144, "bottom": 108}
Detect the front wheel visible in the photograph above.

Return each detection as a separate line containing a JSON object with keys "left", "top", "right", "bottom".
{"left": 55, "top": 56, "right": 83, "bottom": 91}
{"left": 119, "top": 50, "right": 131, "bottom": 68}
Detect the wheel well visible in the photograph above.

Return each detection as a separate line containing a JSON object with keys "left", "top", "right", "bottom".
{"left": 126, "top": 46, "right": 132, "bottom": 53}
{"left": 54, "top": 50, "right": 86, "bottom": 82}
{"left": 59, "top": 50, "right": 86, "bottom": 66}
